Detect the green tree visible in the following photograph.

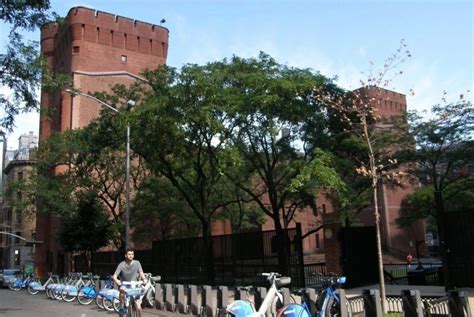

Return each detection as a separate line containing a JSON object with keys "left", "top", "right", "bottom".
{"left": 214, "top": 53, "right": 345, "bottom": 274}
{"left": 130, "top": 63, "right": 253, "bottom": 280}
{"left": 0, "top": 0, "right": 59, "bottom": 129}
{"left": 32, "top": 107, "right": 147, "bottom": 250}
{"left": 131, "top": 177, "right": 200, "bottom": 243}
{"left": 397, "top": 99, "right": 473, "bottom": 287}
{"left": 58, "top": 190, "right": 113, "bottom": 271}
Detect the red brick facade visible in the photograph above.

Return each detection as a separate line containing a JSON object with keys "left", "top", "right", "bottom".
{"left": 36, "top": 7, "right": 168, "bottom": 276}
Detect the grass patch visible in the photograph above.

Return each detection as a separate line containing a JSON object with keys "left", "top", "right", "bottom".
{"left": 385, "top": 313, "right": 402, "bottom": 317}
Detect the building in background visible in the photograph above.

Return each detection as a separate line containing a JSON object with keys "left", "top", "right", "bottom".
{"left": 0, "top": 132, "right": 38, "bottom": 269}
{"left": 37, "top": 6, "right": 169, "bottom": 276}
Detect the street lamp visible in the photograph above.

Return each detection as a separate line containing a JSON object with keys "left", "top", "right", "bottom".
{"left": 65, "top": 89, "right": 135, "bottom": 250}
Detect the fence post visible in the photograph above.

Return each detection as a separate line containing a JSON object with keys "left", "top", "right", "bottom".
{"left": 448, "top": 290, "right": 472, "bottom": 317}
{"left": 155, "top": 283, "right": 164, "bottom": 310}
{"left": 187, "top": 285, "right": 199, "bottom": 315}
{"left": 336, "top": 289, "right": 348, "bottom": 317}
{"left": 401, "top": 289, "right": 423, "bottom": 317}
{"left": 175, "top": 284, "right": 186, "bottom": 313}
{"left": 362, "top": 289, "right": 383, "bottom": 317}
{"left": 164, "top": 283, "right": 174, "bottom": 311}
{"left": 201, "top": 285, "right": 214, "bottom": 317}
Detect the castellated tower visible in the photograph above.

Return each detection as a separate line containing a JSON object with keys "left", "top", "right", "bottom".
{"left": 37, "top": 7, "right": 169, "bottom": 276}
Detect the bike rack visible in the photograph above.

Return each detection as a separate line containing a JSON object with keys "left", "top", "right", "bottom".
{"left": 254, "top": 287, "right": 271, "bottom": 317}
{"left": 164, "top": 283, "right": 174, "bottom": 311}
{"left": 336, "top": 289, "right": 349, "bottom": 317}
{"left": 401, "top": 289, "right": 423, "bottom": 317}
{"left": 187, "top": 285, "right": 199, "bottom": 315}
{"left": 362, "top": 289, "right": 383, "bottom": 317}
{"left": 175, "top": 284, "right": 186, "bottom": 313}
{"left": 200, "top": 285, "right": 214, "bottom": 317}
{"left": 154, "top": 283, "right": 164, "bottom": 310}
{"left": 216, "top": 286, "right": 229, "bottom": 317}
{"left": 281, "top": 287, "right": 291, "bottom": 305}
{"left": 448, "top": 290, "right": 472, "bottom": 317}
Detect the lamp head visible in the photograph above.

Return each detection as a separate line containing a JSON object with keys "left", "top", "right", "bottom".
{"left": 125, "top": 100, "right": 136, "bottom": 111}
{"left": 65, "top": 88, "right": 79, "bottom": 96}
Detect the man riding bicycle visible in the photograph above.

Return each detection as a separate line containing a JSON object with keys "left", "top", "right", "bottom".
{"left": 112, "top": 249, "right": 147, "bottom": 317}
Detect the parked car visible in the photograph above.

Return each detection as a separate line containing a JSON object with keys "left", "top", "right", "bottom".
{"left": 0, "top": 269, "right": 22, "bottom": 288}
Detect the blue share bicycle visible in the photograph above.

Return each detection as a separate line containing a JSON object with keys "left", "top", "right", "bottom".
{"left": 277, "top": 275, "right": 352, "bottom": 317}
{"left": 77, "top": 276, "right": 113, "bottom": 305}
{"left": 120, "top": 280, "right": 146, "bottom": 317}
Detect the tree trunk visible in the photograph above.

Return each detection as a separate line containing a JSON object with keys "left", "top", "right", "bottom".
{"left": 373, "top": 182, "right": 387, "bottom": 314}
{"left": 201, "top": 221, "right": 215, "bottom": 283}
{"left": 273, "top": 216, "right": 290, "bottom": 276}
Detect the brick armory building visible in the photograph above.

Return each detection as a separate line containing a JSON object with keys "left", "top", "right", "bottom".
{"left": 37, "top": 7, "right": 169, "bottom": 276}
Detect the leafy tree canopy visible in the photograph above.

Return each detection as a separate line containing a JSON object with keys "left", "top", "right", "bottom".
{"left": 58, "top": 190, "right": 113, "bottom": 253}
{"left": 0, "top": 0, "right": 66, "bottom": 129}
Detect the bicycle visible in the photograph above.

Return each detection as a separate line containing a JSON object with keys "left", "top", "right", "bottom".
{"left": 228, "top": 272, "right": 292, "bottom": 317}
{"left": 120, "top": 280, "right": 146, "bottom": 317}
{"left": 9, "top": 274, "right": 35, "bottom": 291}
{"left": 77, "top": 277, "right": 113, "bottom": 306}
{"left": 61, "top": 273, "right": 96, "bottom": 302}
{"left": 112, "top": 274, "right": 160, "bottom": 311}
{"left": 28, "top": 273, "right": 58, "bottom": 295}
{"left": 278, "top": 274, "right": 352, "bottom": 317}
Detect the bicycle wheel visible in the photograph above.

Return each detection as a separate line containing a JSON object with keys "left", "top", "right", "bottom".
{"left": 11, "top": 281, "right": 22, "bottom": 291}
{"left": 145, "top": 289, "right": 155, "bottom": 308}
{"left": 127, "top": 305, "right": 137, "bottom": 317}
{"left": 103, "top": 296, "right": 115, "bottom": 311}
{"left": 54, "top": 288, "right": 63, "bottom": 300}
{"left": 27, "top": 284, "right": 39, "bottom": 295}
{"left": 113, "top": 297, "right": 121, "bottom": 312}
{"left": 324, "top": 296, "right": 352, "bottom": 317}
{"left": 62, "top": 289, "right": 76, "bottom": 302}
{"left": 77, "top": 289, "right": 94, "bottom": 305}
{"left": 95, "top": 294, "right": 105, "bottom": 309}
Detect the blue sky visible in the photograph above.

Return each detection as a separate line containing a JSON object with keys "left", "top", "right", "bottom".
{"left": 1, "top": 0, "right": 472, "bottom": 149}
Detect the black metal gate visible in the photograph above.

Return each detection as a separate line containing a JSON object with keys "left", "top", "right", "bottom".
{"left": 152, "top": 225, "right": 305, "bottom": 287}
{"left": 340, "top": 226, "right": 378, "bottom": 288}
{"left": 86, "top": 225, "right": 305, "bottom": 287}
{"left": 444, "top": 210, "right": 474, "bottom": 288}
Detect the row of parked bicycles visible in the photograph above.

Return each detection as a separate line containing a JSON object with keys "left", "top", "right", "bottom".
{"left": 4, "top": 271, "right": 161, "bottom": 316}
{"left": 226, "top": 272, "right": 351, "bottom": 317}
{"left": 4, "top": 271, "right": 351, "bottom": 317}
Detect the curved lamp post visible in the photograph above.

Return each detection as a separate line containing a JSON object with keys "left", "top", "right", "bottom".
{"left": 65, "top": 89, "right": 135, "bottom": 250}
{"left": 0, "top": 231, "right": 43, "bottom": 265}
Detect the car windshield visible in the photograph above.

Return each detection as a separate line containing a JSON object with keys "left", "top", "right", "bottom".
{"left": 3, "top": 270, "right": 20, "bottom": 275}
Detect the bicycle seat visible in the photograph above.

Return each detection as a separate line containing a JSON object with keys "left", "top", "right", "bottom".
{"left": 151, "top": 276, "right": 161, "bottom": 282}
{"left": 236, "top": 285, "right": 253, "bottom": 292}
{"left": 275, "top": 276, "right": 291, "bottom": 287}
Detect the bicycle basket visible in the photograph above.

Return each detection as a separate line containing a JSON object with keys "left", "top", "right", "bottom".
{"left": 125, "top": 288, "right": 145, "bottom": 297}
{"left": 227, "top": 300, "right": 255, "bottom": 317}
{"left": 277, "top": 304, "right": 310, "bottom": 317}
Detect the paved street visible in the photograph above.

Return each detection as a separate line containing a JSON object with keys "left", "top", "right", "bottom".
{"left": 0, "top": 289, "right": 169, "bottom": 317}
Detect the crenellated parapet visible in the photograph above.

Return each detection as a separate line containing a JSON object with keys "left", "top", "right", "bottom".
{"left": 62, "top": 6, "right": 168, "bottom": 58}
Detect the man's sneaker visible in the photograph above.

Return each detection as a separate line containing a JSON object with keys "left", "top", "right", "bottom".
{"left": 118, "top": 306, "right": 126, "bottom": 316}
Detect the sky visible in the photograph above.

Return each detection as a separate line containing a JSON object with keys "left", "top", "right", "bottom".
{"left": 0, "top": 0, "right": 472, "bottom": 150}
